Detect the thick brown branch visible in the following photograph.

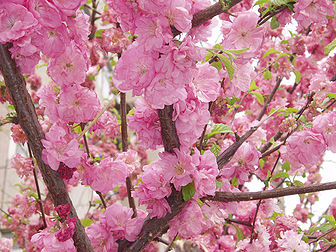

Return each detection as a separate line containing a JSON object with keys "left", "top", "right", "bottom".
{"left": 0, "top": 44, "right": 93, "bottom": 251}
{"left": 204, "top": 182, "right": 336, "bottom": 202}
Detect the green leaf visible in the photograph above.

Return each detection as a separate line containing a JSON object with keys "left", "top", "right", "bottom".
{"left": 328, "top": 92, "right": 336, "bottom": 99}
{"left": 206, "top": 124, "right": 233, "bottom": 139}
{"left": 270, "top": 16, "right": 280, "bottom": 29}
{"left": 282, "top": 161, "right": 290, "bottom": 172}
{"left": 263, "top": 70, "right": 272, "bottom": 80}
{"left": 272, "top": 0, "right": 291, "bottom": 6}
{"left": 216, "top": 54, "right": 234, "bottom": 82}
{"left": 224, "top": 48, "right": 249, "bottom": 54}
{"left": 293, "top": 180, "right": 304, "bottom": 187}
{"left": 270, "top": 171, "right": 290, "bottom": 182}
{"left": 182, "top": 182, "right": 196, "bottom": 202}
{"left": 81, "top": 218, "right": 93, "bottom": 228}
{"left": 254, "top": 0, "right": 272, "bottom": 6}
{"left": 325, "top": 38, "right": 336, "bottom": 54}
{"left": 216, "top": 180, "right": 225, "bottom": 189}
{"left": 293, "top": 70, "right": 301, "bottom": 84}
{"left": 205, "top": 52, "right": 214, "bottom": 62}
{"left": 263, "top": 48, "right": 280, "bottom": 58}
{"left": 94, "top": 29, "right": 104, "bottom": 38}
{"left": 251, "top": 91, "right": 265, "bottom": 105}
{"left": 233, "top": 225, "right": 245, "bottom": 244}
{"left": 210, "top": 143, "right": 221, "bottom": 157}
{"left": 231, "top": 176, "right": 239, "bottom": 186}
{"left": 249, "top": 80, "right": 259, "bottom": 91}
{"left": 211, "top": 61, "right": 222, "bottom": 72}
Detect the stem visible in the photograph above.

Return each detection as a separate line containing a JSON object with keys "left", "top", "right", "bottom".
{"left": 28, "top": 144, "right": 47, "bottom": 229}
{"left": 0, "top": 43, "right": 93, "bottom": 251}
{"left": 80, "top": 123, "right": 107, "bottom": 209}
{"left": 120, "top": 92, "right": 137, "bottom": 217}
{"left": 88, "top": 0, "right": 97, "bottom": 40}
{"left": 197, "top": 102, "right": 213, "bottom": 151}
{"left": 164, "top": 233, "right": 178, "bottom": 252}
{"left": 256, "top": 77, "right": 281, "bottom": 121}
{"left": 226, "top": 218, "right": 252, "bottom": 227}
{"left": 204, "top": 181, "right": 336, "bottom": 202}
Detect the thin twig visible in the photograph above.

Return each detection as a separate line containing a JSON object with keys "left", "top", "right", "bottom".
{"left": 309, "top": 227, "right": 336, "bottom": 244}
{"left": 88, "top": 0, "right": 98, "bottom": 40}
{"left": 226, "top": 218, "right": 252, "bottom": 227}
{"left": 164, "top": 233, "right": 178, "bottom": 252}
{"left": 197, "top": 102, "right": 213, "bottom": 151}
{"left": 120, "top": 92, "right": 137, "bottom": 218}
{"left": 28, "top": 143, "right": 47, "bottom": 229}
{"left": 256, "top": 77, "right": 282, "bottom": 121}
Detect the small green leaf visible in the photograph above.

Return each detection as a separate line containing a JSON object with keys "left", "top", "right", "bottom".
{"left": 211, "top": 61, "right": 222, "bottom": 72}
{"left": 94, "top": 29, "right": 104, "bottom": 38}
{"left": 325, "top": 38, "right": 336, "bottom": 54}
{"left": 293, "top": 180, "right": 304, "bottom": 187}
{"left": 263, "top": 48, "right": 280, "bottom": 58}
{"left": 253, "top": 0, "right": 271, "bottom": 6}
{"left": 293, "top": 70, "right": 301, "bottom": 84}
{"left": 270, "top": 171, "right": 290, "bottom": 182}
{"left": 263, "top": 70, "right": 272, "bottom": 80}
{"left": 205, "top": 52, "right": 213, "bottom": 62}
{"left": 81, "top": 218, "right": 93, "bottom": 227}
{"left": 233, "top": 225, "right": 245, "bottom": 244}
{"left": 216, "top": 54, "right": 234, "bottom": 82}
{"left": 216, "top": 180, "right": 225, "bottom": 189}
{"left": 210, "top": 143, "right": 221, "bottom": 157}
{"left": 282, "top": 161, "right": 290, "bottom": 172}
{"left": 249, "top": 80, "right": 259, "bottom": 91}
{"left": 328, "top": 92, "right": 336, "bottom": 99}
{"left": 270, "top": 16, "right": 280, "bottom": 29}
{"left": 224, "top": 48, "right": 249, "bottom": 54}
{"left": 251, "top": 91, "right": 265, "bottom": 105}
{"left": 182, "top": 182, "right": 196, "bottom": 202}
{"left": 231, "top": 176, "right": 239, "bottom": 186}
{"left": 206, "top": 124, "right": 233, "bottom": 139}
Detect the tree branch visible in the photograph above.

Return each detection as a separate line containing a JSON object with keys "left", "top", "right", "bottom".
{"left": 0, "top": 43, "right": 93, "bottom": 252}
{"left": 204, "top": 182, "right": 336, "bottom": 202}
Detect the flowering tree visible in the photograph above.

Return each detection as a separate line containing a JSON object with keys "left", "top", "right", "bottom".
{"left": 0, "top": 0, "right": 336, "bottom": 251}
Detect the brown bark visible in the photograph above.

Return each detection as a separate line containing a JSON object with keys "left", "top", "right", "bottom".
{"left": 0, "top": 43, "right": 93, "bottom": 252}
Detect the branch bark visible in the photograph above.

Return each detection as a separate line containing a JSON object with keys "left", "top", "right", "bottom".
{"left": 204, "top": 182, "right": 336, "bottom": 202}
{"left": 0, "top": 43, "right": 93, "bottom": 252}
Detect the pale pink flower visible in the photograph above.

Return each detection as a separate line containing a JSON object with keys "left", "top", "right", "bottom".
{"left": 58, "top": 85, "right": 101, "bottom": 123}
{"left": 313, "top": 111, "right": 336, "bottom": 152}
{"left": 41, "top": 124, "right": 84, "bottom": 171}
{"left": 86, "top": 223, "right": 117, "bottom": 252}
{"left": 115, "top": 149, "right": 140, "bottom": 174}
{"left": 0, "top": 238, "right": 13, "bottom": 252}
{"left": 90, "top": 111, "right": 120, "bottom": 139}
{"left": 280, "top": 130, "right": 326, "bottom": 172}
{"left": 37, "top": 85, "right": 60, "bottom": 122}
{"left": 168, "top": 200, "right": 206, "bottom": 239}
{"left": 226, "top": 62, "right": 253, "bottom": 97}
{"left": 135, "top": 15, "right": 172, "bottom": 52}
{"left": 191, "top": 63, "right": 221, "bottom": 102}
{"left": 276, "top": 230, "right": 310, "bottom": 252}
{"left": 236, "top": 222, "right": 271, "bottom": 251}
{"left": 31, "top": 231, "right": 76, "bottom": 252}
{"left": 28, "top": 0, "right": 62, "bottom": 28}
{"left": 221, "top": 11, "right": 264, "bottom": 59}
{"left": 113, "top": 42, "right": 155, "bottom": 96}
{"left": 0, "top": 3, "right": 37, "bottom": 43}
{"left": 220, "top": 142, "right": 260, "bottom": 184}
{"left": 66, "top": 10, "right": 90, "bottom": 47}
{"left": 50, "top": 0, "right": 84, "bottom": 16}
{"left": 165, "top": 0, "right": 192, "bottom": 33}
{"left": 128, "top": 98, "right": 162, "bottom": 149}
{"left": 90, "top": 158, "right": 129, "bottom": 194}
{"left": 160, "top": 148, "right": 198, "bottom": 190}
{"left": 48, "top": 41, "right": 88, "bottom": 87}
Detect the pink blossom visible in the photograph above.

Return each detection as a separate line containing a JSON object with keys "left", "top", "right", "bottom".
{"left": 55, "top": 217, "right": 76, "bottom": 242}
{"left": 31, "top": 231, "right": 76, "bottom": 252}
{"left": 237, "top": 222, "right": 271, "bottom": 251}
{"left": 313, "top": 111, "right": 336, "bottom": 152}
{"left": 104, "top": 203, "right": 144, "bottom": 241}
{"left": 55, "top": 203, "right": 71, "bottom": 217}
{"left": 165, "top": 0, "right": 192, "bottom": 33}
{"left": 90, "top": 111, "right": 120, "bottom": 139}
{"left": 221, "top": 11, "right": 264, "bottom": 59}
{"left": 90, "top": 158, "right": 129, "bottom": 194}
{"left": 58, "top": 85, "right": 101, "bottom": 123}
{"left": 48, "top": 41, "right": 88, "bottom": 87}
{"left": 128, "top": 98, "right": 162, "bottom": 149}
{"left": 173, "top": 95, "right": 210, "bottom": 147}
{"left": 135, "top": 15, "right": 172, "bottom": 52}
{"left": 66, "top": 10, "right": 90, "bottom": 47}
{"left": 113, "top": 42, "right": 155, "bottom": 96}
{"left": 220, "top": 142, "right": 260, "bottom": 184}
{"left": 10, "top": 124, "right": 27, "bottom": 145}
{"left": 86, "top": 223, "right": 118, "bottom": 252}
{"left": 168, "top": 200, "right": 206, "bottom": 239}
{"left": 41, "top": 124, "right": 84, "bottom": 171}
{"left": 28, "top": 0, "right": 62, "bottom": 28}
{"left": 0, "top": 238, "right": 13, "bottom": 252}
{"left": 276, "top": 230, "right": 310, "bottom": 252}
{"left": 193, "top": 150, "right": 219, "bottom": 197}
{"left": 226, "top": 62, "right": 253, "bottom": 97}
{"left": 0, "top": 3, "right": 37, "bottom": 43}
{"left": 160, "top": 148, "right": 198, "bottom": 190}
{"left": 280, "top": 130, "right": 326, "bottom": 172}
{"left": 50, "top": 0, "right": 84, "bottom": 16}
{"left": 11, "top": 154, "right": 33, "bottom": 178}
{"left": 37, "top": 85, "right": 60, "bottom": 122}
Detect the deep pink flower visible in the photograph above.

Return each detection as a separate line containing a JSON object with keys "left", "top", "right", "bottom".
{"left": 50, "top": 0, "right": 84, "bottom": 16}
{"left": 28, "top": 0, "right": 62, "bottom": 28}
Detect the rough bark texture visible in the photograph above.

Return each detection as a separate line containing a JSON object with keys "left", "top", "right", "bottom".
{"left": 0, "top": 43, "right": 93, "bottom": 252}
